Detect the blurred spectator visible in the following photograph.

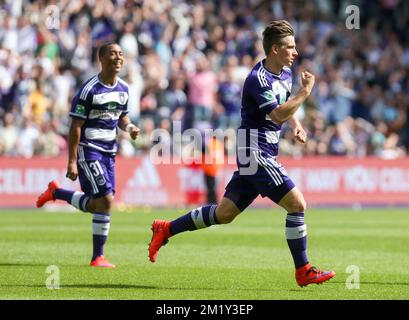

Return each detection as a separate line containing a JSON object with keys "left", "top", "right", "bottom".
{"left": 16, "top": 115, "right": 40, "bottom": 158}
{"left": 159, "top": 74, "right": 188, "bottom": 122}
{"left": 215, "top": 60, "right": 242, "bottom": 130}
{"left": 352, "top": 118, "right": 374, "bottom": 157}
{"left": 139, "top": 87, "right": 159, "bottom": 122}
{"left": 119, "top": 21, "right": 139, "bottom": 60}
{"left": 0, "top": 112, "right": 18, "bottom": 156}
{"left": 134, "top": 117, "right": 156, "bottom": 154}
{"left": 328, "top": 118, "right": 357, "bottom": 156}
{"left": 187, "top": 55, "right": 218, "bottom": 129}
{"left": 123, "top": 67, "right": 144, "bottom": 122}
{"left": 1, "top": 16, "right": 18, "bottom": 52}
{"left": 118, "top": 130, "right": 136, "bottom": 158}
{"left": 51, "top": 65, "right": 74, "bottom": 118}
{"left": 0, "top": 48, "right": 16, "bottom": 114}
{"left": 35, "top": 120, "right": 66, "bottom": 157}
{"left": 24, "top": 80, "right": 49, "bottom": 125}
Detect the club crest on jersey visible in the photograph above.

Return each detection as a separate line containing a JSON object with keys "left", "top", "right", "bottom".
{"left": 119, "top": 92, "right": 126, "bottom": 104}
{"left": 96, "top": 175, "right": 106, "bottom": 186}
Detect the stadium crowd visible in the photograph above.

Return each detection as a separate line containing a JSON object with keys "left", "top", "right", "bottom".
{"left": 0, "top": 0, "right": 409, "bottom": 159}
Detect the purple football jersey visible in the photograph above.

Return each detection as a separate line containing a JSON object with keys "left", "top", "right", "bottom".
{"left": 238, "top": 59, "right": 292, "bottom": 159}
{"left": 70, "top": 75, "right": 129, "bottom": 153}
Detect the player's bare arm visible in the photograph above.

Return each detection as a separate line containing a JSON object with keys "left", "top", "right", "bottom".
{"left": 66, "top": 117, "right": 85, "bottom": 181}
{"left": 268, "top": 71, "right": 315, "bottom": 125}
{"left": 289, "top": 115, "right": 307, "bottom": 144}
{"left": 118, "top": 114, "right": 140, "bottom": 140}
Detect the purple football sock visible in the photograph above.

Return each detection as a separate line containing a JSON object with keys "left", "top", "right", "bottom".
{"left": 170, "top": 205, "right": 218, "bottom": 235}
{"left": 286, "top": 212, "right": 309, "bottom": 269}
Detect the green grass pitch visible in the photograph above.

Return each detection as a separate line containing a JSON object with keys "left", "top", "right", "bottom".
{"left": 1, "top": 207, "right": 408, "bottom": 300}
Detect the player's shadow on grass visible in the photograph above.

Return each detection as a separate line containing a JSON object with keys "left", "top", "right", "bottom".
{"left": 62, "top": 284, "right": 157, "bottom": 289}
{"left": 3, "top": 284, "right": 157, "bottom": 289}
{"left": 359, "top": 281, "right": 409, "bottom": 286}
{"left": 0, "top": 262, "right": 51, "bottom": 267}
{"left": 330, "top": 280, "right": 409, "bottom": 286}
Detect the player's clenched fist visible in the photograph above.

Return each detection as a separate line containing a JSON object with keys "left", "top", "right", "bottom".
{"left": 301, "top": 71, "right": 315, "bottom": 94}
{"left": 66, "top": 161, "right": 78, "bottom": 181}
{"left": 294, "top": 126, "right": 307, "bottom": 144}
{"left": 126, "top": 124, "right": 140, "bottom": 140}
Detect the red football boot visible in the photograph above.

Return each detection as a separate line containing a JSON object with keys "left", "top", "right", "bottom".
{"left": 296, "top": 263, "right": 336, "bottom": 287}
{"left": 36, "top": 180, "right": 61, "bottom": 208}
{"left": 90, "top": 256, "right": 116, "bottom": 268}
{"left": 148, "top": 220, "right": 171, "bottom": 263}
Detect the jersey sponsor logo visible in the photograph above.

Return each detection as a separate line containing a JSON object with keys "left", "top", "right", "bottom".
{"left": 107, "top": 103, "right": 117, "bottom": 110}
{"left": 92, "top": 91, "right": 128, "bottom": 105}
{"left": 88, "top": 109, "right": 123, "bottom": 120}
{"left": 75, "top": 104, "right": 86, "bottom": 116}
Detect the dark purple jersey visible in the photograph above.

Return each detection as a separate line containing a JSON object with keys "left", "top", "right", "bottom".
{"left": 70, "top": 75, "right": 129, "bottom": 154}
{"left": 238, "top": 60, "right": 292, "bottom": 158}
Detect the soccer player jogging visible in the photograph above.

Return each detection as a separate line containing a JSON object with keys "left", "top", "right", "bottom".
{"left": 148, "top": 21, "right": 335, "bottom": 287}
{"left": 36, "top": 42, "right": 140, "bottom": 268}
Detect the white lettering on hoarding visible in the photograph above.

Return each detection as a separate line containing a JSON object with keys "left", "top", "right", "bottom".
{"left": 121, "top": 190, "right": 168, "bottom": 205}
{"left": 344, "top": 166, "right": 378, "bottom": 192}
{"left": 379, "top": 168, "right": 409, "bottom": 192}
{"left": 304, "top": 169, "right": 341, "bottom": 192}
{"left": 0, "top": 168, "right": 67, "bottom": 193}
{"left": 286, "top": 168, "right": 340, "bottom": 192}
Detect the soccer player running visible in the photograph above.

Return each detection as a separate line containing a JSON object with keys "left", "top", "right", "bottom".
{"left": 36, "top": 42, "right": 139, "bottom": 268}
{"left": 149, "top": 20, "right": 335, "bottom": 287}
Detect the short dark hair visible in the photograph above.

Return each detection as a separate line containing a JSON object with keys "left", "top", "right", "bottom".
{"left": 98, "top": 42, "right": 119, "bottom": 60}
{"left": 262, "top": 20, "right": 294, "bottom": 55}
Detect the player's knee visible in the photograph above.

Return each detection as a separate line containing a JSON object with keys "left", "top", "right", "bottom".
{"left": 217, "top": 211, "right": 237, "bottom": 224}
{"left": 94, "top": 195, "right": 113, "bottom": 213}
{"left": 216, "top": 198, "right": 241, "bottom": 224}
{"left": 86, "top": 200, "right": 96, "bottom": 213}
{"left": 289, "top": 199, "right": 307, "bottom": 213}
{"left": 280, "top": 189, "right": 307, "bottom": 213}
